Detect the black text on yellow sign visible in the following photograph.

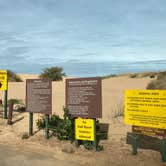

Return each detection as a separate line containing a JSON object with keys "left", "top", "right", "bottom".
{"left": 125, "top": 90, "right": 166, "bottom": 129}
{"left": 75, "top": 118, "right": 94, "bottom": 141}
{"left": 0, "top": 70, "right": 7, "bottom": 91}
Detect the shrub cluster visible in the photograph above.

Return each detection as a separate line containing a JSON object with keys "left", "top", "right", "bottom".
{"left": 36, "top": 108, "right": 103, "bottom": 151}
{"left": 147, "top": 71, "right": 166, "bottom": 89}
{"left": 36, "top": 108, "right": 75, "bottom": 141}
{"left": 7, "top": 70, "right": 22, "bottom": 82}
{"left": 39, "top": 67, "right": 66, "bottom": 81}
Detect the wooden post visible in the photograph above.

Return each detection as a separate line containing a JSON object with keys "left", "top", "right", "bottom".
{"left": 7, "top": 101, "right": 14, "bottom": 125}
{"left": 29, "top": 112, "right": 33, "bottom": 136}
{"left": 4, "top": 90, "right": 8, "bottom": 119}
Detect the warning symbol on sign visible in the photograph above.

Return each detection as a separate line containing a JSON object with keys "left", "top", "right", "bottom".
{"left": 0, "top": 70, "right": 8, "bottom": 91}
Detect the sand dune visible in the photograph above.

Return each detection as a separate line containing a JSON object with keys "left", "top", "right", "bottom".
{"left": 0, "top": 73, "right": 163, "bottom": 166}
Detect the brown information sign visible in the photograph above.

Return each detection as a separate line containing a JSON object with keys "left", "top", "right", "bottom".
{"left": 26, "top": 79, "right": 52, "bottom": 114}
{"left": 132, "top": 126, "right": 166, "bottom": 137}
{"left": 66, "top": 77, "right": 102, "bottom": 118}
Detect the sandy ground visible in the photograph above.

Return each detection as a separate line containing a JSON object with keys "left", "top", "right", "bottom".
{"left": 0, "top": 74, "right": 165, "bottom": 166}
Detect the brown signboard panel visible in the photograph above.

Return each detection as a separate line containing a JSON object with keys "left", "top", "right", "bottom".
{"left": 26, "top": 79, "right": 52, "bottom": 114}
{"left": 132, "top": 125, "right": 166, "bottom": 137}
{"left": 66, "top": 77, "right": 102, "bottom": 118}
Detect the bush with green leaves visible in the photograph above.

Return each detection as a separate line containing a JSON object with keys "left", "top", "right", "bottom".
{"left": 7, "top": 70, "right": 22, "bottom": 82}
{"left": 39, "top": 67, "right": 66, "bottom": 81}
{"left": 36, "top": 108, "right": 75, "bottom": 141}
{"left": 36, "top": 108, "right": 104, "bottom": 151}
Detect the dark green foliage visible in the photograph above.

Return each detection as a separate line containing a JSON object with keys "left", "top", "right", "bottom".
{"left": 39, "top": 67, "right": 66, "bottom": 81}
{"left": 130, "top": 74, "right": 137, "bottom": 78}
{"left": 7, "top": 70, "right": 22, "bottom": 82}
{"left": 36, "top": 108, "right": 104, "bottom": 151}
{"left": 49, "top": 114, "right": 63, "bottom": 127}
{"left": 21, "top": 132, "right": 29, "bottom": 139}
{"left": 147, "top": 71, "right": 166, "bottom": 90}
{"left": 36, "top": 116, "right": 46, "bottom": 130}
{"left": 49, "top": 109, "right": 75, "bottom": 141}
{"left": 82, "top": 141, "right": 94, "bottom": 150}
{"left": 36, "top": 108, "right": 75, "bottom": 141}
{"left": 8, "top": 99, "right": 21, "bottom": 105}
{"left": 15, "top": 106, "right": 26, "bottom": 113}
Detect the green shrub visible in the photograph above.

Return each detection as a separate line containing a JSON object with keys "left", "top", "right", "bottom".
{"left": 130, "top": 73, "right": 137, "bottom": 78}
{"left": 36, "top": 108, "right": 104, "bottom": 151}
{"left": 39, "top": 67, "right": 66, "bottom": 81}
{"left": 7, "top": 70, "right": 22, "bottom": 82}
{"left": 8, "top": 99, "right": 21, "bottom": 105}
{"left": 21, "top": 132, "right": 29, "bottom": 139}
{"left": 36, "top": 109, "right": 75, "bottom": 141}
{"left": 36, "top": 115, "right": 46, "bottom": 129}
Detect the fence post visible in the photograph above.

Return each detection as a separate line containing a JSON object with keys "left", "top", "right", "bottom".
{"left": 29, "top": 112, "right": 33, "bottom": 136}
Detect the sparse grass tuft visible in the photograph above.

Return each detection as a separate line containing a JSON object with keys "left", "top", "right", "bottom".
{"left": 114, "top": 103, "right": 124, "bottom": 118}
{"left": 21, "top": 132, "right": 29, "bottom": 139}
{"left": 102, "top": 74, "right": 117, "bottom": 79}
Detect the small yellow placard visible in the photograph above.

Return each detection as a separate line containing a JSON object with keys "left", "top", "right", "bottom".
{"left": 75, "top": 118, "right": 94, "bottom": 141}
{"left": 125, "top": 90, "right": 166, "bottom": 129}
{"left": 0, "top": 70, "right": 8, "bottom": 91}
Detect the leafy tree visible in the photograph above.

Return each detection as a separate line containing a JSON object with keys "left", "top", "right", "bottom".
{"left": 7, "top": 70, "right": 22, "bottom": 82}
{"left": 39, "top": 67, "right": 66, "bottom": 81}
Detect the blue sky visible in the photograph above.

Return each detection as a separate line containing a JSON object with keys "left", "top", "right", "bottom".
{"left": 0, "top": 0, "right": 166, "bottom": 74}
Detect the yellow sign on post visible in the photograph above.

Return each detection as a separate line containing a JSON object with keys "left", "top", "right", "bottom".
{"left": 75, "top": 118, "right": 94, "bottom": 141}
{"left": 125, "top": 90, "right": 166, "bottom": 129}
{"left": 0, "top": 70, "right": 8, "bottom": 91}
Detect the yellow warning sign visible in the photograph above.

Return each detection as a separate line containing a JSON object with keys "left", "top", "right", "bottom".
{"left": 125, "top": 90, "right": 166, "bottom": 129}
{"left": 75, "top": 118, "right": 94, "bottom": 141}
{"left": 0, "top": 70, "right": 8, "bottom": 90}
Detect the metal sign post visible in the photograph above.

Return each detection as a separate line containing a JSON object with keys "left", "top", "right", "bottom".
{"left": 162, "top": 138, "right": 166, "bottom": 162}
{"left": 93, "top": 118, "right": 97, "bottom": 148}
{"left": 132, "top": 133, "right": 138, "bottom": 155}
{"left": 45, "top": 114, "right": 49, "bottom": 139}
{"left": 29, "top": 112, "right": 33, "bottom": 136}
{"left": 26, "top": 79, "right": 52, "bottom": 139}
{"left": 0, "top": 70, "right": 8, "bottom": 119}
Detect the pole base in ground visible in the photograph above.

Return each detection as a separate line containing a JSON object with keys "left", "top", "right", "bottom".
{"left": 93, "top": 118, "right": 97, "bottom": 149}
{"left": 162, "top": 138, "right": 166, "bottom": 162}
{"left": 132, "top": 133, "right": 138, "bottom": 155}
{"left": 29, "top": 113, "right": 33, "bottom": 136}
{"left": 45, "top": 114, "right": 49, "bottom": 139}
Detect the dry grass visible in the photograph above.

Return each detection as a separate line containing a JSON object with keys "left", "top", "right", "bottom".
{"left": 147, "top": 71, "right": 166, "bottom": 89}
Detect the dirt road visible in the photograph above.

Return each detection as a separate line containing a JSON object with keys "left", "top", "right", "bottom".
{"left": 0, "top": 144, "right": 82, "bottom": 166}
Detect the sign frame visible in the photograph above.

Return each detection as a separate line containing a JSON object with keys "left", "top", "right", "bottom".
{"left": 26, "top": 79, "right": 52, "bottom": 115}
{"left": 0, "top": 70, "right": 8, "bottom": 91}
{"left": 66, "top": 77, "right": 102, "bottom": 118}
{"left": 75, "top": 118, "right": 95, "bottom": 141}
{"left": 125, "top": 90, "right": 166, "bottom": 130}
